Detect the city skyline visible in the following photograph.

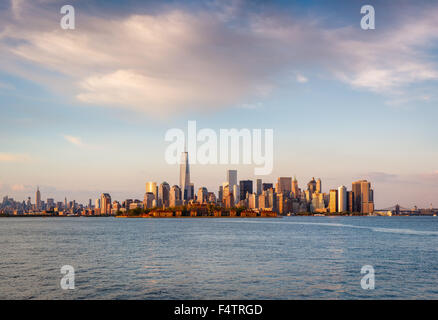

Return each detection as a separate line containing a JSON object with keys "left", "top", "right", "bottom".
{"left": 1, "top": 0, "right": 438, "bottom": 208}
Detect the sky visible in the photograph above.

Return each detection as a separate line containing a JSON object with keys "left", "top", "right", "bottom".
{"left": 1, "top": 0, "right": 438, "bottom": 208}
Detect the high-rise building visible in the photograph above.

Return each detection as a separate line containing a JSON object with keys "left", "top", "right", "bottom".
{"left": 95, "top": 198, "right": 100, "bottom": 210}
{"left": 292, "top": 176, "right": 299, "bottom": 198}
{"left": 239, "top": 180, "right": 253, "bottom": 201}
{"left": 329, "top": 189, "right": 338, "bottom": 213}
{"left": 262, "top": 183, "right": 273, "bottom": 191}
{"left": 316, "top": 178, "right": 322, "bottom": 193}
{"left": 144, "top": 192, "right": 155, "bottom": 208}
{"left": 360, "top": 180, "right": 374, "bottom": 214}
{"left": 223, "top": 184, "right": 234, "bottom": 208}
{"left": 35, "top": 186, "right": 41, "bottom": 211}
{"left": 248, "top": 193, "right": 258, "bottom": 209}
{"left": 169, "top": 185, "right": 182, "bottom": 207}
{"left": 352, "top": 180, "right": 374, "bottom": 213}
{"left": 180, "top": 152, "right": 191, "bottom": 201}
{"left": 100, "top": 193, "right": 111, "bottom": 215}
{"left": 197, "top": 187, "right": 208, "bottom": 204}
{"left": 338, "top": 186, "right": 347, "bottom": 212}
{"left": 307, "top": 178, "right": 317, "bottom": 194}
{"left": 145, "top": 182, "right": 158, "bottom": 202}
{"left": 310, "top": 192, "right": 325, "bottom": 212}
{"left": 347, "top": 191, "right": 354, "bottom": 212}
{"left": 352, "top": 180, "right": 362, "bottom": 212}
{"left": 256, "top": 179, "right": 262, "bottom": 195}
{"left": 227, "top": 170, "right": 237, "bottom": 188}
{"left": 277, "top": 177, "right": 292, "bottom": 194}
{"left": 159, "top": 182, "right": 170, "bottom": 207}
{"left": 233, "top": 184, "right": 240, "bottom": 205}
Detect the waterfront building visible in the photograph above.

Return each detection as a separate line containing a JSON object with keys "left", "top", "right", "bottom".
{"left": 144, "top": 192, "right": 155, "bottom": 209}
{"left": 159, "top": 182, "right": 170, "bottom": 207}
{"left": 169, "top": 185, "right": 182, "bottom": 207}
{"left": 310, "top": 192, "right": 325, "bottom": 212}
{"left": 197, "top": 187, "right": 208, "bottom": 204}
{"left": 347, "top": 191, "right": 354, "bottom": 212}
{"left": 95, "top": 198, "right": 100, "bottom": 210}
{"left": 329, "top": 189, "right": 338, "bottom": 213}
{"left": 146, "top": 182, "right": 158, "bottom": 202}
{"left": 352, "top": 180, "right": 374, "bottom": 213}
{"left": 338, "top": 186, "right": 347, "bottom": 212}
{"left": 100, "top": 193, "right": 111, "bottom": 215}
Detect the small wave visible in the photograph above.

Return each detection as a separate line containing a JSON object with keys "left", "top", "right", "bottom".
{"left": 216, "top": 219, "right": 438, "bottom": 236}
{"left": 371, "top": 227, "right": 438, "bottom": 236}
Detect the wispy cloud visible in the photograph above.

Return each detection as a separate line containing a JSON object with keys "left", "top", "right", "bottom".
{"left": 0, "top": 152, "right": 30, "bottom": 162}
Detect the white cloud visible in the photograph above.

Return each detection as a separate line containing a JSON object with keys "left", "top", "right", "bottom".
{"left": 63, "top": 135, "right": 83, "bottom": 147}
{"left": 296, "top": 74, "right": 308, "bottom": 83}
{"left": 0, "top": 1, "right": 437, "bottom": 115}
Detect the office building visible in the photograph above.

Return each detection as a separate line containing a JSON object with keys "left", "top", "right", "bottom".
{"left": 338, "top": 186, "right": 347, "bottom": 212}
{"left": 180, "top": 152, "right": 191, "bottom": 201}
{"left": 239, "top": 180, "right": 253, "bottom": 201}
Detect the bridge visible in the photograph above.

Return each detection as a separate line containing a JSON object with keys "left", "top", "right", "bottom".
{"left": 375, "top": 204, "right": 414, "bottom": 215}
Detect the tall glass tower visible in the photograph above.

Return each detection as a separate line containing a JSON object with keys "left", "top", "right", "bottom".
{"left": 180, "top": 152, "right": 191, "bottom": 200}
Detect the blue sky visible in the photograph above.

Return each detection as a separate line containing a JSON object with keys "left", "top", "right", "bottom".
{"left": 1, "top": 0, "right": 438, "bottom": 208}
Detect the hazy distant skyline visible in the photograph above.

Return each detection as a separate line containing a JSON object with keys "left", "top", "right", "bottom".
{"left": 1, "top": 0, "right": 438, "bottom": 208}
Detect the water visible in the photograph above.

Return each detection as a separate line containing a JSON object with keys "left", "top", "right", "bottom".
{"left": 0, "top": 216, "right": 437, "bottom": 299}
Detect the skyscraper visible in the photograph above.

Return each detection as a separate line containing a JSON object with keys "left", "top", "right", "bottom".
{"left": 316, "top": 178, "right": 322, "bottom": 193}
{"left": 159, "top": 182, "right": 170, "bottom": 207}
{"left": 329, "top": 189, "right": 338, "bottom": 213}
{"left": 239, "top": 180, "right": 253, "bottom": 201}
{"left": 146, "top": 182, "right": 158, "bottom": 201}
{"left": 307, "top": 178, "right": 316, "bottom": 194}
{"left": 352, "top": 180, "right": 374, "bottom": 213}
{"left": 227, "top": 170, "right": 237, "bottom": 188}
{"left": 35, "top": 186, "right": 41, "bottom": 211}
{"left": 169, "top": 185, "right": 182, "bottom": 207}
{"left": 292, "top": 176, "right": 299, "bottom": 198}
{"left": 256, "top": 179, "right": 262, "bottom": 195}
{"left": 277, "top": 177, "right": 292, "bottom": 194}
{"left": 197, "top": 187, "right": 208, "bottom": 204}
{"left": 338, "top": 186, "right": 347, "bottom": 212}
{"left": 360, "top": 180, "right": 374, "bottom": 214}
{"left": 352, "top": 180, "right": 362, "bottom": 212}
{"left": 180, "top": 152, "right": 191, "bottom": 201}
{"left": 100, "top": 193, "right": 111, "bottom": 215}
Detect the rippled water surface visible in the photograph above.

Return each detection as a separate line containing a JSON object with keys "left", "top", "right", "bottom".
{"left": 0, "top": 216, "right": 437, "bottom": 299}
